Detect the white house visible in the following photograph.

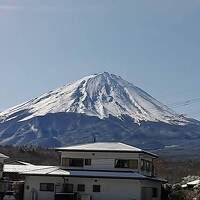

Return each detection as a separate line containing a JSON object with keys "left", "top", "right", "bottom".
{"left": 0, "top": 153, "right": 9, "bottom": 179}
{"left": 20, "top": 142, "right": 166, "bottom": 200}
{"left": 181, "top": 179, "right": 200, "bottom": 189}
{"left": 0, "top": 152, "right": 9, "bottom": 196}
{"left": 0, "top": 153, "right": 9, "bottom": 181}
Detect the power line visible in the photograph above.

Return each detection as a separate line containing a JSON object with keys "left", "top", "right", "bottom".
{"left": 169, "top": 97, "right": 200, "bottom": 108}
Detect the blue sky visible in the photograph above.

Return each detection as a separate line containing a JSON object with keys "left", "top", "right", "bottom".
{"left": 1, "top": 0, "right": 200, "bottom": 119}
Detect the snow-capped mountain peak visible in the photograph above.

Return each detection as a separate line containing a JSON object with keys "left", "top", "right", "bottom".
{"left": 0, "top": 72, "right": 188, "bottom": 125}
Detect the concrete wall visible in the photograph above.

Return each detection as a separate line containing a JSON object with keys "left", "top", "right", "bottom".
{"left": 24, "top": 176, "right": 162, "bottom": 200}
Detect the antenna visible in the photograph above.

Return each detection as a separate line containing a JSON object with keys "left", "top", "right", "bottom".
{"left": 93, "top": 136, "right": 96, "bottom": 143}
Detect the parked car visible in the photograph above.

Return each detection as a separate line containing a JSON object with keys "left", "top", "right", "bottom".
{"left": 3, "top": 191, "right": 16, "bottom": 200}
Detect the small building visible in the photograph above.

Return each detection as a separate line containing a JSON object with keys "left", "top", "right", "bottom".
{"left": 181, "top": 179, "right": 200, "bottom": 189}
{"left": 0, "top": 153, "right": 9, "bottom": 179}
{"left": 0, "top": 153, "right": 9, "bottom": 198}
{"left": 20, "top": 142, "right": 166, "bottom": 200}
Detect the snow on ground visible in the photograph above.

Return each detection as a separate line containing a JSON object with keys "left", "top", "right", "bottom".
{"left": 0, "top": 72, "right": 189, "bottom": 125}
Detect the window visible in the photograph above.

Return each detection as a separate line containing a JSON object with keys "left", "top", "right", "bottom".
{"left": 62, "top": 158, "right": 87, "bottom": 167}
{"left": 63, "top": 184, "right": 73, "bottom": 193}
{"left": 152, "top": 188, "right": 158, "bottom": 197}
{"left": 0, "top": 163, "right": 3, "bottom": 171}
{"left": 152, "top": 164, "right": 155, "bottom": 176}
{"left": 85, "top": 159, "right": 91, "bottom": 166}
{"left": 40, "top": 183, "right": 54, "bottom": 192}
{"left": 69, "top": 158, "right": 84, "bottom": 167}
{"left": 141, "top": 159, "right": 152, "bottom": 172}
{"left": 115, "top": 159, "right": 138, "bottom": 169}
{"left": 129, "top": 160, "right": 138, "bottom": 169}
{"left": 62, "top": 158, "right": 69, "bottom": 167}
{"left": 141, "top": 159, "right": 145, "bottom": 171}
{"left": 146, "top": 161, "right": 151, "bottom": 172}
{"left": 115, "top": 160, "right": 129, "bottom": 168}
{"left": 77, "top": 184, "right": 85, "bottom": 192}
{"left": 93, "top": 185, "right": 101, "bottom": 192}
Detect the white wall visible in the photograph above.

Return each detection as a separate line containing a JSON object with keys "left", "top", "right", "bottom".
{"left": 0, "top": 158, "right": 5, "bottom": 179}
{"left": 140, "top": 180, "right": 161, "bottom": 200}
{"left": 60, "top": 151, "right": 156, "bottom": 177}
{"left": 60, "top": 151, "right": 140, "bottom": 171}
{"left": 60, "top": 151, "right": 140, "bottom": 160}
{"left": 67, "top": 177, "right": 141, "bottom": 200}
{"left": 24, "top": 176, "right": 162, "bottom": 200}
{"left": 90, "top": 158, "right": 114, "bottom": 169}
{"left": 24, "top": 176, "right": 64, "bottom": 200}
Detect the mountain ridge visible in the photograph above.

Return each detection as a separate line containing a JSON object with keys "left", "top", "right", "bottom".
{"left": 0, "top": 72, "right": 190, "bottom": 125}
{"left": 0, "top": 72, "right": 200, "bottom": 149}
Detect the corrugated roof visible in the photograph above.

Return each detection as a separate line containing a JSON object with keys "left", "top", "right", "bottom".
{"left": 4, "top": 164, "right": 59, "bottom": 174}
{"left": 65, "top": 170, "right": 145, "bottom": 178}
{"left": 20, "top": 167, "right": 144, "bottom": 178}
{"left": 4, "top": 164, "right": 165, "bottom": 182}
{"left": 21, "top": 169, "right": 165, "bottom": 182}
{"left": 5, "top": 160, "right": 34, "bottom": 165}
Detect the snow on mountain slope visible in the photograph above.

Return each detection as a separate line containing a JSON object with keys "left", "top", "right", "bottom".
{"left": 0, "top": 72, "right": 189, "bottom": 125}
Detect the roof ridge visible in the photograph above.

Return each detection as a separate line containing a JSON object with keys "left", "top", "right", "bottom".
{"left": 55, "top": 142, "right": 142, "bottom": 151}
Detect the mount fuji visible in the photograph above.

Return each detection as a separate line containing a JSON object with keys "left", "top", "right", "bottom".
{"left": 0, "top": 72, "right": 200, "bottom": 150}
